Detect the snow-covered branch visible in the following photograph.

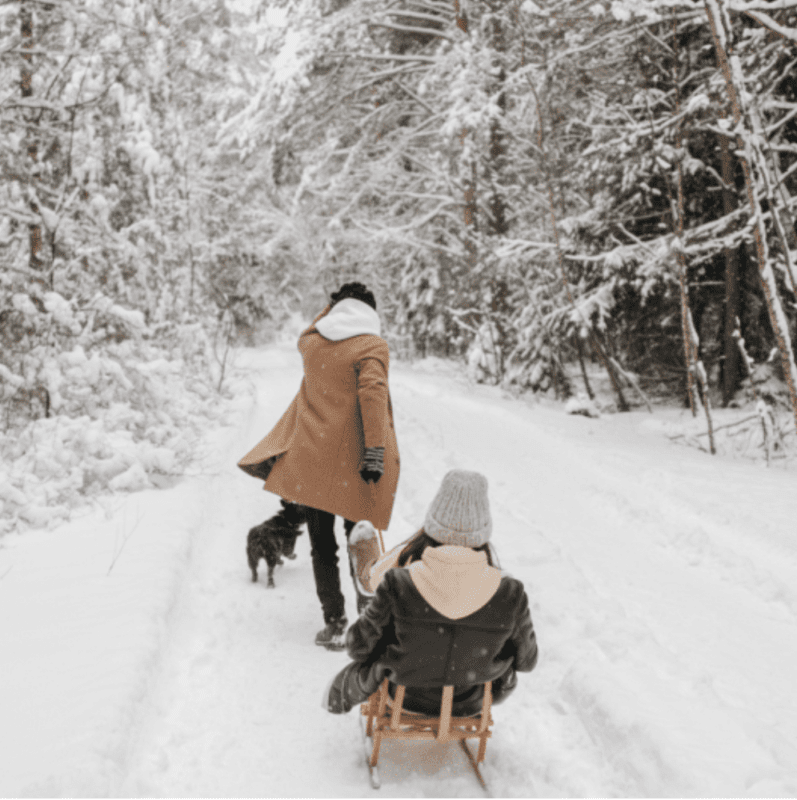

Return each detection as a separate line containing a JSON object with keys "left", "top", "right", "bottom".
{"left": 369, "top": 21, "right": 454, "bottom": 41}
{"left": 743, "top": 10, "right": 797, "bottom": 40}
{"left": 329, "top": 52, "right": 438, "bottom": 63}
{"left": 728, "top": 0, "right": 797, "bottom": 10}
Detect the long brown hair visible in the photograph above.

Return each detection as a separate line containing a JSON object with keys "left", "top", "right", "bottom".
{"left": 397, "top": 529, "right": 493, "bottom": 567}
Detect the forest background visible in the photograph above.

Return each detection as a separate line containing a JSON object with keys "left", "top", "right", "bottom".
{"left": 1, "top": 0, "right": 796, "bottom": 531}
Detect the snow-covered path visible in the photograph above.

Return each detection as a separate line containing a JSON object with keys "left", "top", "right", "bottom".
{"left": 2, "top": 342, "right": 796, "bottom": 797}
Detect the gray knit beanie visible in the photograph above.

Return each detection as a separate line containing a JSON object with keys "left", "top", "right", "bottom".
{"left": 424, "top": 470, "right": 492, "bottom": 547}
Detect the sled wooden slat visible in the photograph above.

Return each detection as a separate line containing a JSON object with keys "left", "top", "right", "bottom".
{"left": 390, "top": 685, "right": 406, "bottom": 730}
{"left": 365, "top": 689, "right": 379, "bottom": 738}
{"left": 438, "top": 686, "right": 453, "bottom": 742}
{"left": 477, "top": 682, "right": 491, "bottom": 761}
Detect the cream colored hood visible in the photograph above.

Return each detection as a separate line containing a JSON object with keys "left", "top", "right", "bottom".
{"left": 408, "top": 545, "right": 502, "bottom": 620}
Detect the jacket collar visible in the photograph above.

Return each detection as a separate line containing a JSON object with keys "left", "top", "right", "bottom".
{"left": 314, "top": 298, "right": 381, "bottom": 341}
{"left": 408, "top": 546, "right": 502, "bottom": 621}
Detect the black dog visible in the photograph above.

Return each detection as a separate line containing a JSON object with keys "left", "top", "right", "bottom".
{"left": 247, "top": 500, "right": 307, "bottom": 587}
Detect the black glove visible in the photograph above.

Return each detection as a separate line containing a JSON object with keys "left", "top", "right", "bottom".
{"left": 360, "top": 446, "right": 384, "bottom": 484}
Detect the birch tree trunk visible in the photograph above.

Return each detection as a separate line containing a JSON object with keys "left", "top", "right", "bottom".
{"left": 704, "top": 0, "right": 797, "bottom": 433}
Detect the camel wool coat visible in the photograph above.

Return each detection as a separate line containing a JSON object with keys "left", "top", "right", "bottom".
{"left": 237, "top": 303, "right": 400, "bottom": 530}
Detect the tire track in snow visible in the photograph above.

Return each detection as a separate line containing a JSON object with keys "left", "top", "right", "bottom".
{"left": 580, "top": 470, "right": 797, "bottom": 621}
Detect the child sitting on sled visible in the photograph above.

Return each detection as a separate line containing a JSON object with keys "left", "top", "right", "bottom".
{"left": 324, "top": 469, "right": 538, "bottom": 717}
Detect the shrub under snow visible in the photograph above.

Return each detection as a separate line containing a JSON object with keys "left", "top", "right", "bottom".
{"left": 564, "top": 394, "right": 602, "bottom": 418}
{"left": 0, "top": 291, "right": 241, "bottom": 535}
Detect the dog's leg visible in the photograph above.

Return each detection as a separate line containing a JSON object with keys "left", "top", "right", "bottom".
{"left": 267, "top": 563, "right": 276, "bottom": 588}
{"left": 247, "top": 546, "right": 259, "bottom": 583}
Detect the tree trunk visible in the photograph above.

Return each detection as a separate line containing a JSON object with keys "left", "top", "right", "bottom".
{"left": 704, "top": 0, "right": 797, "bottom": 434}
{"left": 486, "top": 4, "right": 508, "bottom": 236}
{"left": 20, "top": 0, "right": 43, "bottom": 276}
{"left": 720, "top": 133, "right": 742, "bottom": 406}
{"left": 454, "top": 4, "right": 475, "bottom": 262}
{"left": 454, "top": 0, "right": 468, "bottom": 34}
{"left": 671, "top": 10, "right": 714, "bottom": 448}
{"left": 669, "top": 11, "right": 700, "bottom": 417}
{"left": 575, "top": 333, "right": 594, "bottom": 400}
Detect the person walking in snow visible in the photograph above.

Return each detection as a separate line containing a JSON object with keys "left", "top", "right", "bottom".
{"left": 323, "top": 469, "right": 538, "bottom": 716}
{"left": 237, "top": 282, "right": 400, "bottom": 650}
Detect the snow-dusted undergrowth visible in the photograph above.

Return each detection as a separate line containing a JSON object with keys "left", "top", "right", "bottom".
{"left": 0, "top": 291, "right": 247, "bottom": 534}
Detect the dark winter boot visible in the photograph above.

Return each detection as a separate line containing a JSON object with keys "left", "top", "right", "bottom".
{"left": 315, "top": 616, "right": 348, "bottom": 650}
{"left": 323, "top": 661, "right": 372, "bottom": 714}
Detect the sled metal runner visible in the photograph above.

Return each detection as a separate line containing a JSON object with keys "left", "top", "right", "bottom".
{"left": 459, "top": 738, "right": 491, "bottom": 796}
{"left": 359, "top": 679, "right": 493, "bottom": 795}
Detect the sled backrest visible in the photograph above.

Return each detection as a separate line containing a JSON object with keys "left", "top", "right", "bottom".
{"left": 362, "top": 678, "right": 493, "bottom": 767}
{"left": 386, "top": 681, "right": 492, "bottom": 742}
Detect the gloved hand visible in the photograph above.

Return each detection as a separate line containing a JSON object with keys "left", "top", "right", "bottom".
{"left": 360, "top": 446, "right": 384, "bottom": 484}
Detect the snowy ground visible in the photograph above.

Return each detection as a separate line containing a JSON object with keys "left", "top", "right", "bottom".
{"left": 2, "top": 340, "right": 797, "bottom": 797}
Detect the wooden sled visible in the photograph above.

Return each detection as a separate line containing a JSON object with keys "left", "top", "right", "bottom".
{"left": 360, "top": 678, "right": 493, "bottom": 792}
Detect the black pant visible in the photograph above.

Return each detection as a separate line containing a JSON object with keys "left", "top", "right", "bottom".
{"left": 306, "top": 507, "right": 355, "bottom": 623}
